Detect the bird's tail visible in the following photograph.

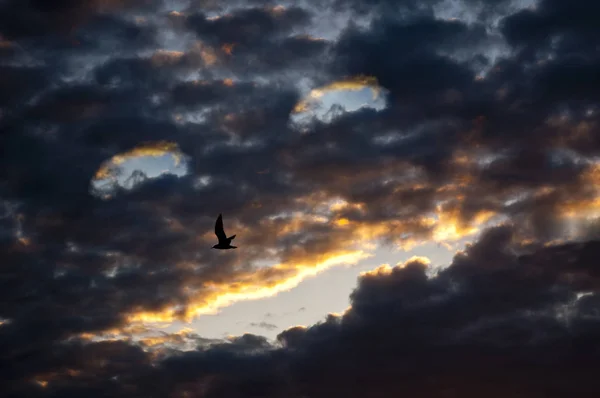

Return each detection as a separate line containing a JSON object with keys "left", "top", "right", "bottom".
{"left": 228, "top": 235, "right": 236, "bottom": 240}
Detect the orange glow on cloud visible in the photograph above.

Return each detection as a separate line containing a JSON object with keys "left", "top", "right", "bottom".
{"left": 221, "top": 43, "right": 236, "bottom": 55}
{"left": 323, "top": 197, "right": 491, "bottom": 249}
{"left": 545, "top": 163, "right": 600, "bottom": 220}
{"left": 189, "top": 41, "right": 219, "bottom": 66}
{"left": 328, "top": 304, "right": 353, "bottom": 317}
{"left": 559, "top": 197, "right": 600, "bottom": 218}
{"left": 18, "top": 236, "right": 31, "bottom": 246}
{"left": 78, "top": 324, "right": 150, "bottom": 337}
{"left": 127, "top": 250, "right": 371, "bottom": 324}
{"left": 335, "top": 218, "right": 350, "bottom": 226}
{"left": 84, "top": 164, "right": 599, "bottom": 338}
{"left": 293, "top": 75, "right": 381, "bottom": 114}
{"left": 135, "top": 194, "right": 496, "bottom": 329}
{"left": 293, "top": 186, "right": 495, "bottom": 249}
{"left": 549, "top": 114, "right": 596, "bottom": 147}
{"left": 361, "top": 255, "right": 431, "bottom": 278}
{"left": 93, "top": 141, "right": 183, "bottom": 181}
{"left": 139, "top": 327, "right": 196, "bottom": 347}
{"left": 432, "top": 207, "right": 496, "bottom": 242}
{"left": 151, "top": 50, "right": 184, "bottom": 66}
{"left": 33, "top": 368, "right": 82, "bottom": 388}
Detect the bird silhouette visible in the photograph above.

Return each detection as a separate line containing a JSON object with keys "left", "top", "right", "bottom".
{"left": 212, "top": 213, "right": 237, "bottom": 249}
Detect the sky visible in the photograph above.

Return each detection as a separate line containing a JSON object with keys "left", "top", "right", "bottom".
{"left": 1, "top": 0, "right": 600, "bottom": 396}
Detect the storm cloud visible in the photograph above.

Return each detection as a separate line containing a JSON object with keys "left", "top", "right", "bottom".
{"left": 1, "top": 0, "right": 600, "bottom": 396}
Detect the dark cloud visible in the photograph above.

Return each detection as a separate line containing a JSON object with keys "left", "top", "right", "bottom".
{"left": 329, "top": 0, "right": 441, "bottom": 16}
{"left": 178, "top": 6, "right": 330, "bottom": 76}
{"left": 0, "top": 65, "right": 51, "bottom": 109}
{"left": 249, "top": 321, "right": 279, "bottom": 331}
{"left": 332, "top": 16, "right": 488, "bottom": 99}
{"left": 501, "top": 0, "right": 600, "bottom": 52}
{"left": 4, "top": 228, "right": 600, "bottom": 396}
{"left": 2, "top": 0, "right": 600, "bottom": 395}
{"left": 186, "top": 6, "right": 313, "bottom": 48}
{"left": 0, "top": 0, "right": 162, "bottom": 74}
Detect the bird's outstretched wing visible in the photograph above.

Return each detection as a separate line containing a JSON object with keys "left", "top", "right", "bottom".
{"left": 214, "top": 214, "right": 227, "bottom": 242}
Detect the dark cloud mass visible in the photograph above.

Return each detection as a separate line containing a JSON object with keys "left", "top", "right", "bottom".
{"left": 2, "top": 0, "right": 600, "bottom": 396}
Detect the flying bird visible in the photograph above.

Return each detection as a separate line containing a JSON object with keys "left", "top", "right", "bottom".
{"left": 212, "top": 213, "right": 237, "bottom": 249}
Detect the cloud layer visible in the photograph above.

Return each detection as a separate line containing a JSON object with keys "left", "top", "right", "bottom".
{"left": 1, "top": 0, "right": 600, "bottom": 395}
{"left": 5, "top": 227, "right": 600, "bottom": 396}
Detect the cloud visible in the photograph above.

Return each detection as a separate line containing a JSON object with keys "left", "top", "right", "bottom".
{"left": 292, "top": 75, "right": 383, "bottom": 114}
{"left": 0, "top": 65, "right": 51, "bottom": 108}
{"left": 2, "top": 0, "right": 600, "bottom": 395}
{"left": 186, "top": 6, "right": 313, "bottom": 47}
{"left": 178, "top": 5, "right": 329, "bottom": 76}
{"left": 91, "top": 140, "right": 187, "bottom": 196}
{"left": 249, "top": 321, "right": 279, "bottom": 331}
{"left": 126, "top": 249, "right": 371, "bottom": 324}
{"left": 5, "top": 228, "right": 600, "bottom": 395}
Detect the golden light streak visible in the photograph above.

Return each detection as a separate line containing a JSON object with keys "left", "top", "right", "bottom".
{"left": 139, "top": 327, "right": 195, "bottom": 347}
{"left": 360, "top": 263, "right": 391, "bottom": 277}
{"left": 287, "top": 187, "right": 493, "bottom": 247}
{"left": 405, "top": 255, "right": 431, "bottom": 266}
{"left": 293, "top": 75, "right": 381, "bottom": 114}
{"left": 332, "top": 304, "right": 354, "bottom": 317}
{"left": 335, "top": 218, "right": 350, "bottom": 226}
{"left": 559, "top": 197, "right": 600, "bottom": 218}
{"left": 311, "top": 76, "right": 380, "bottom": 99}
{"left": 127, "top": 250, "right": 371, "bottom": 324}
{"left": 93, "top": 141, "right": 183, "bottom": 181}
{"left": 361, "top": 256, "right": 431, "bottom": 278}
{"left": 319, "top": 185, "right": 497, "bottom": 247}
{"left": 432, "top": 207, "right": 496, "bottom": 242}
{"left": 350, "top": 219, "right": 416, "bottom": 243}
{"left": 552, "top": 163, "right": 600, "bottom": 220}
{"left": 104, "top": 182, "right": 510, "bottom": 334}
{"left": 74, "top": 324, "right": 151, "bottom": 342}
